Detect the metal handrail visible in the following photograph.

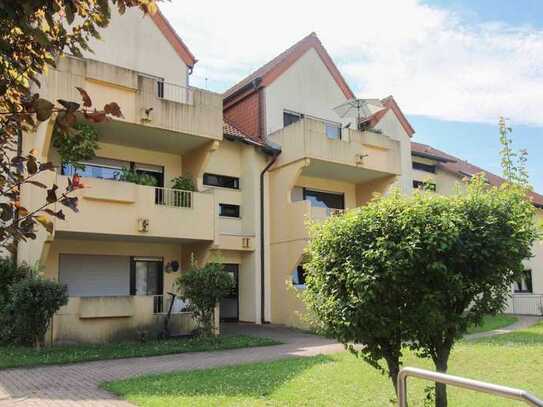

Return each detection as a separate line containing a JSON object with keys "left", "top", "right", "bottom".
{"left": 398, "top": 367, "right": 543, "bottom": 407}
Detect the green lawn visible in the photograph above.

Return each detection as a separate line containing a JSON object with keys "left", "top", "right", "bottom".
{"left": 466, "top": 314, "right": 518, "bottom": 334}
{"left": 104, "top": 322, "right": 543, "bottom": 407}
{"left": 0, "top": 335, "right": 280, "bottom": 370}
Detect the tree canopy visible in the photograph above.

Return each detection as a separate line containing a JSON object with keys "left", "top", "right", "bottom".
{"left": 303, "top": 176, "right": 539, "bottom": 406}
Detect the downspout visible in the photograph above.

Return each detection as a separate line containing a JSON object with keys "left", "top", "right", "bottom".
{"left": 260, "top": 150, "right": 279, "bottom": 324}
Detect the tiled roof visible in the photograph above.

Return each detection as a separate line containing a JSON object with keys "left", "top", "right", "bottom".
{"left": 223, "top": 32, "right": 354, "bottom": 101}
{"left": 223, "top": 120, "right": 270, "bottom": 149}
{"left": 359, "top": 96, "right": 415, "bottom": 138}
{"left": 411, "top": 142, "right": 543, "bottom": 207}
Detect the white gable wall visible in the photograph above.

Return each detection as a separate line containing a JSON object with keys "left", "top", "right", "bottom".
{"left": 264, "top": 48, "right": 349, "bottom": 135}
{"left": 82, "top": 7, "right": 189, "bottom": 87}
{"left": 374, "top": 110, "right": 413, "bottom": 194}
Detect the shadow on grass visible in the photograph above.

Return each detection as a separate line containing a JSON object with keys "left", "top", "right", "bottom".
{"left": 104, "top": 355, "right": 333, "bottom": 401}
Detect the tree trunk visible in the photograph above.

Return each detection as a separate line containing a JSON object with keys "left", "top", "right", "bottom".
{"left": 434, "top": 350, "right": 450, "bottom": 407}
{"left": 384, "top": 356, "right": 400, "bottom": 397}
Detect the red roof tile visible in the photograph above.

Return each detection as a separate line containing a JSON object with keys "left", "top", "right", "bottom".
{"left": 411, "top": 142, "right": 543, "bottom": 207}
{"left": 152, "top": 8, "right": 197, "bottom": 68}
{"left": 223, "top": 120, "right": 268, "bottom": 148}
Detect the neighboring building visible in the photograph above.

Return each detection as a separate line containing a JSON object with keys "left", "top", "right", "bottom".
{"left": 18, "top": 8, "right": 275, "bottom": 343}
{"left": 411, "top": 142, "right": 543, "bottom": 316}
{"left": 224, "top": 33, "right": 415, "bottom": 327}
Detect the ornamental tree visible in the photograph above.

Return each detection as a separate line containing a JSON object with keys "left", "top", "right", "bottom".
{"left": 0, "top": 0, "right": 157, "bottom": 254}
{"left": 303, "top": 176, "right": 539, "bottom": 407}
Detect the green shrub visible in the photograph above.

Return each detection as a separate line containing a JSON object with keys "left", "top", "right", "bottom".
{"left": 0, "top": 260, "right": 33, "bottom": 343}
{"left": 171, "top": 175, "right": 195, "bottom": 191}
{"left": 116, "top": 168, "right": 158, "bottom": 186}
{"left": 53, "top": 121, "right": 99, "bottom": 170}
{"left": 177, "top": 261, "right": 233, "bottom": 337}
{"left": 6, "top": 277, "right": 68, "bottom": 348}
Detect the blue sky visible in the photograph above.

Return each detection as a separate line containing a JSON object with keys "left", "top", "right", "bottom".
{"left": 161, "top": 0, "right": 543, "bottom": 193}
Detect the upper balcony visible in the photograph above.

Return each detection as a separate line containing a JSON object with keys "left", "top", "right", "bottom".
{"left": 40, "top": 56, "right": 223, "bottom": 154}
{"left": 54, "top": 176, "right": 215, "bottom": 242}
{"left": 267, "top": 117, "right": 401, "bottom": 183}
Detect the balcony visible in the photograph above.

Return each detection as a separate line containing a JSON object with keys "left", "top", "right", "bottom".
{"left": 40, "top": 56, "right": 223, "bottom": 154}
{"left": 54, "top": 177, "right": 215, "bottom": 241}
{"left": 267, "top": 117, "right": 401, "bottom": 182}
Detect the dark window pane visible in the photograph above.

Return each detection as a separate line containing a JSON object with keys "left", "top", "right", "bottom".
{"left": 219, "top": 203, "right": 240, "bottom": 218}
{"left": 413, "top": 161, "right": 437, "bottom": 173}
{"left": 292, "top": 265, "right": 306, "bottom": 286}
{"left": 284, "top": 111, "right": 301, "bottom": 127}
{"left": 203, "top": 173, "right": 240, "bottom": 189}
{"left": 303, "top": 189, "right": 344, "bottom": 210}
{"left": 413, "top": 180, "right": 437, "bottom": 191}
{"left": 515, "top": 270, "right": 533, "bottom": 293}
{"left": 132, "top": 259, "right": 163, "bottom": 296}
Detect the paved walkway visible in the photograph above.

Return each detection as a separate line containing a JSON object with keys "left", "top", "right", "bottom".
{"left": 0, "top": 324, "right": 343, "bottom": 406}
{"left": 464, "top": 315, "right": 541, "bottom": 340}
{"left": 0, "top": 317, "right": 539, "bottom": 406}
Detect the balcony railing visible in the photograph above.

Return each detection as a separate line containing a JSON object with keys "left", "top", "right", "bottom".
{"left": 153, "top": 295, "right": 190, "bottom": 314}
{"left": 155, "top": 187, "right": 193, "bottom": 208}
{"left": 156, "top": 81, "right": 194, "bottom": 105}
{"left": 510, "top": 294, "right": 543, "bottom": 315}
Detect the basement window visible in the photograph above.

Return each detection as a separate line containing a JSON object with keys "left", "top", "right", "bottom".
{"left": 219, "top": 203, "right": 240, "bottom": 218}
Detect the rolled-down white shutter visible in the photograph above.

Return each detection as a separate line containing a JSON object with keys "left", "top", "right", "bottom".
{"left": 59, "top": 254, "right": 130, "bottom": 297}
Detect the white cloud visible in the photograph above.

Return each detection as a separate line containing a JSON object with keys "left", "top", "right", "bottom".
{"left": 161, "top": 0, "right": 543, "bottom": 126}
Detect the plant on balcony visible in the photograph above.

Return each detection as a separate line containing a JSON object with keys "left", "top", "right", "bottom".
{"left": 52, "top": 121, "right": 99, "bottom": 170}
{"left": 171, "top": 175, "right": 196, "bottom": 191}
{"left": 303, "top": 175, "right": 538, "bottom": 407}
{"left": 176, "top": 260, "right": 233, "bottom": 337}
{"left": 116, "top": 168, "right": 158, "bottom": 187}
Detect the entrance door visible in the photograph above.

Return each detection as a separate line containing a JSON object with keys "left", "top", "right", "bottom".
{"left": 220, "top": 264, "right": 239, "bottom": 321}
{"left": 130, "top": 257, "right": 163, "bottom": 296}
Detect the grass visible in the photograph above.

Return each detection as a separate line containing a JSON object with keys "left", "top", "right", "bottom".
{"left": 104, "top": 322, "right": 543, "bottom": 407}
{"left": 0, "top": 335, "right": 280, "bottom": 370}
{"left": 466, "top": 314, "right": 519, "bottom": 334}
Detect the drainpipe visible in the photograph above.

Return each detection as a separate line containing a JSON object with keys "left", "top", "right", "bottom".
{"left": 259, "top": 150, "right": 280, "bottom": 324}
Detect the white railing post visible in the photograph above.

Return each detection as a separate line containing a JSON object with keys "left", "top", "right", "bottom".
{"left": 155, "top": 187, "right": 193, "bottom": 208}
{"left": 398, "top": 367, "right": 543, "bottom": 407}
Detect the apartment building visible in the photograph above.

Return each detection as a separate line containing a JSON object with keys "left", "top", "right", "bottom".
{"left": 224, "top": 33, "right": 415, "bottom": 327}
{"left": 17, "top": 8, "right": 277, "bottom": 343}
{"left": 411, "top": 142, "right": 543, "bottom": 316}
{"left": 18, "top": 8, "right": 536, "bottom": 343}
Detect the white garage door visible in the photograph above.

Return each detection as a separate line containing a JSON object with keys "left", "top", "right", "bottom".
{"left": 59, "top": 254, "right": 130, "bottom": 297}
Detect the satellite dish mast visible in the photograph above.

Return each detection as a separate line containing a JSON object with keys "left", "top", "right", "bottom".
{"left": 334, "top": 98, "right": 384, "bottom": 129}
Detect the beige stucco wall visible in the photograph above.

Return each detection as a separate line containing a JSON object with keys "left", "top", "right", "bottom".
{"left": 264, "top": 48, "right": 349, "bottom": 135}
{"left": 81, "top": 7, "right": 189, "bottom": 87}
{"left": 374, "top": 110, "right": 413, "bottom": 194}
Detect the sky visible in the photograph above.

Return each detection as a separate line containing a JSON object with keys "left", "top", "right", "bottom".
{"left": 160, "top": 0, "right": 543, "bottom": 193}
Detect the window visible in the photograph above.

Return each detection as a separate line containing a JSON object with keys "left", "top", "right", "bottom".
{"left": 62, "top": 158, "right": 164, "bottom": 187}
{"left": 514, "top": 270, "right": 533, "bottom": 293}
{"left": 303, "top": 188, "right": 345, "bottom": 210}
{"left": 220, "top": 264, "right": 239, "bottom": 321}
{"left": 413, "top": 180, "right": 437, "bottom": 192}
{"left": 325, "top": 122, "right": 342, "bottom": 140}
{"left": 219, "top": 203, "right": 240, "bottom": 218}
{"left": 292, "top": 265, "right": 306, "bottom": 287}
{"left": 157, "top": 80, "right": 165, "bottom": 98}
{"left": 283, "top": 111, "right": 302, "bottom": 127}
{"left": 203, "top": 173, "right": 240, "bottom": 189}
{"left": 413, "top": 161, "right": 437, "bottom": 174}
{"left": 130, "top": 258, "right": 163, "bottom": 296}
